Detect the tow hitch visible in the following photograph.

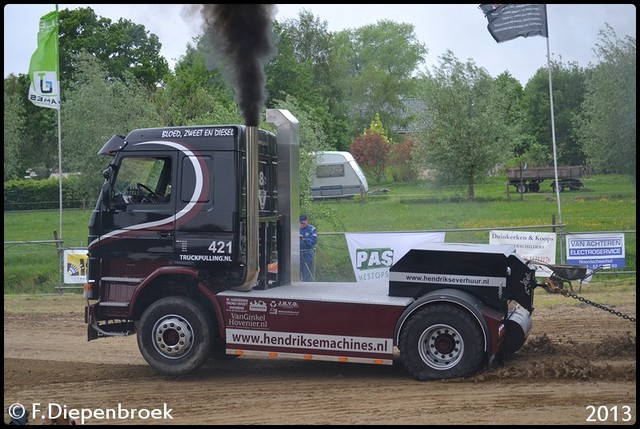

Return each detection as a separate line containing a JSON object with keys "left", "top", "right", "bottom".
{"left": 533, "top": 263, "right": 635, "bottom": 323}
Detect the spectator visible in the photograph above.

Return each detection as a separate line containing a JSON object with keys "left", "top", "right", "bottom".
{"left": 299, "top": 215, "right": 318, "bottom": 281}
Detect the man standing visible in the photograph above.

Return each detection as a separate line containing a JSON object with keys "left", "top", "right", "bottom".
{"left": 299, "top": 215, "right": 318, "bottom": 281}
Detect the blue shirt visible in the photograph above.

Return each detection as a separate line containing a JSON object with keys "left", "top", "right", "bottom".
{"left": 300, "top": 224, "right": 318, "bottom": 251}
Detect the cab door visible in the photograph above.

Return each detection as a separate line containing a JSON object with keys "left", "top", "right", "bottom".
{"left": 98, "top": 153, "right": 176, "bottom": 277}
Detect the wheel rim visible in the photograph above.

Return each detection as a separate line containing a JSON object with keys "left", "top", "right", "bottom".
{"left": 151, "top": 314, "right": 194, "bottom": 359}
{"left": 418, "top": 323, "right": 464, "bottom": 370}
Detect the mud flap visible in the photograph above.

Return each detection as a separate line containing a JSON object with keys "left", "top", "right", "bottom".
{"left": 87, "top": 323, "right": 99, "bottom": 341}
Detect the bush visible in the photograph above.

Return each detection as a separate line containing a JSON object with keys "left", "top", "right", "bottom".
{"left": 4, "top": 176, "right": 87, "bottom": 210}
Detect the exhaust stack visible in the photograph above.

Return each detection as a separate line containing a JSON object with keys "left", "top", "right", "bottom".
{"left": 200, "top": 5, "right": 276, "bottom": 291}
{"left": 232, "top": 126, "right": 260, "bottom": 291}
{"left": 266, "top": 109, "right": 300, "bottom": 284}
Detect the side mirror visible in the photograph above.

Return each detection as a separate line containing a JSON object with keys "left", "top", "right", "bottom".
{"left": 101, "top": 164, "right": 115, "bottom": 209}
{"left": 103, "top": 163, "right": 117, "bottom": 179}
{"left": 101, "top": 180, "right": 112, "bottom": 209}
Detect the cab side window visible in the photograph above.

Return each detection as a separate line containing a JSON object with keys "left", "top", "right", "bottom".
{"left": 112, "top": 157, "right": 172, "bottom": 207}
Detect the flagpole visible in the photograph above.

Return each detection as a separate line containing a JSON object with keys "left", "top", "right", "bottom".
{"left": 53, "top": 4, "right": 64, "bottom": 293}
{"left": 480, "top": 4, "right": 564, "bottom": 259}
{"left": 28, "top": 6, "right": 63, "bottom": 290}
{"left": 545, "top": 39, "right": 561, "bottom": 226}
{"left": 480, "top": 7, "right": 556, "bottom": 209}
{"left": 543, "top": 8, "right": 564, "bottom": 262}
{"left": 55, "top": 4, "right": 63, "bottom": 242}
{"left": 547, "top": 33, "right": 564, "bottom": 263}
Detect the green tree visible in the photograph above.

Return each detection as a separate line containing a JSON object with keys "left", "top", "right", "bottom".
{"left": 61, "top": 53, "right": 162, "bottom": 204}
{"left": 415, "top": 51, "right": 509, "bottom": 199}
{"left": 492, "top": 72, "right": 532, "bottom": 160}
{"left": 59, "top": 7, "right": 169, "bottom": 89}
{"left": 517, "top": 143, "right": 553, "bottom": 168}
{"left": 523, "top": 60, "right": 587, "bottom": 166}
{"left": 267, "top": 10, "right": 351, "bottom": 151}
{"left": 338, "top": 20, "right": 427, "bottom": 139}
{"left": 267, "top": 10, "right": 329, "bottom": 106}
{"left": 575, "top": 25, "right": 636, "bottom": 182}
{"left": 154, "top": 37, "right": 240, "bottom": 126}
{"left": 3, "top": 77, "right": 26, "bottom": 181}
{"left": 6, "top": 6, "right": 171, "bottom": 180}
{"left": 6, "top": 73, "right": 59, "bottom": 179}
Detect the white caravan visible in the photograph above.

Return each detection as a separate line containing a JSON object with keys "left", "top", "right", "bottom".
{"left": 311, "top": 151, "right": 369, "bottom": 199}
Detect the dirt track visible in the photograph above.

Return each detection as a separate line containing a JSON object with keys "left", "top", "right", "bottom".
{"left": 3, "top": 293, "right": 636, "bottom": 425}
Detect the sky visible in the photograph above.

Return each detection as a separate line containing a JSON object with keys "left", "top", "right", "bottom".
{"left": 3, "top": 4, "right": 637, "bottom": 84}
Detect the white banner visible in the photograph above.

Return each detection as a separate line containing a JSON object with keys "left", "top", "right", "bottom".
{"left": 489, "top": 230, "right": 556, "bottom": 276}
{"left": 64, "top": 249, "right": 88, "bottom": 284}
{"left": 566, "top": 233, "right": 625, "bottom": 270}
{"left": 345, "top": 232, "right": 445, "bottom": 285}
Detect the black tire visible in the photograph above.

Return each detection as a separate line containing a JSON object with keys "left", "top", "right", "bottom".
{"left": 399, "top": 304, "right": 485, "bottom": 381}
{"left": 137, "top": 296, "right": 212, "bottom": 375}
{"left": 568, "top": 179, "right": 583, "bottom": 191}
{"left": 552, "top": 182, "right": 564, "bottom": 192}
{"left": 516, "top": 183, "right": 528, "bottom": 194}
{"left": 528, "top": 182, "right": 540, "bottom": 193}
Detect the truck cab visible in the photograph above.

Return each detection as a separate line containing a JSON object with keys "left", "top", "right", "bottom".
{"left": 86, "top": 125, "right": 282, "bottom": 335}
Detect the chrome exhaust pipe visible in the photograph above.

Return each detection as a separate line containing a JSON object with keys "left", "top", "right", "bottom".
{"left": 503, "top": 305, "right": 533, "bottom": 355}
{"left": 232, "top": 125, "right": 260, "bottom": 291}
{"left": 266, "top": 109, "right": 300, "bottom": 284}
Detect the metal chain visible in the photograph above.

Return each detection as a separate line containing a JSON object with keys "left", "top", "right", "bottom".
{"left": 548, "top": 283, "right": 636, "bottom": 323}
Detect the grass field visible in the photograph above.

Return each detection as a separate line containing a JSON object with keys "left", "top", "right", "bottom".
{"left": 3, "top": 174, "right": 636, "bottom": 293}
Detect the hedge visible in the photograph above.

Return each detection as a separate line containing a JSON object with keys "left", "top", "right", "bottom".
{"left": 4, "top": 176, "right": 87, "bottom": 211}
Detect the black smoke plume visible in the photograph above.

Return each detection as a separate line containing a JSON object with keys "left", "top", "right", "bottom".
{"left": 200, "top": 5, "right": 276, "bottom": 126}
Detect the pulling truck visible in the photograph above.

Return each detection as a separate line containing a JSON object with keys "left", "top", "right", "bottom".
{"left": 84, "top": 109, "right": 539, "bottom": 381}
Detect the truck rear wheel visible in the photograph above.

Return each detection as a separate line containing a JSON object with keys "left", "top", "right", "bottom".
{"left": 399, "top": 304, "right": 484, "bottom": 381}
{"left": 137, "top": 296, "right": 212, "bottom": 375}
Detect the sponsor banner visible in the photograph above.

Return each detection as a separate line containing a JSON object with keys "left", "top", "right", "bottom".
{"left": 389, "top": 271, "right": 505, "bottom": 288}
{"left": 226, "top": 329, "right": 392, "bottom": 355}
{"left": 345, "top": 232, "right": 445, "bottom": 285}
{"left": 489, "top": 230, "right": 556, "bottom": 276}
{"left": 566, "top": 233, "right": 625, "bottom": 270}
{"left": 63, "top": 249, "right": 88, "bottom": 284}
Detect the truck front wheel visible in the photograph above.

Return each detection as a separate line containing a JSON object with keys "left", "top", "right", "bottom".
{"left": 137, "top": 296, "right": 212, "bottom": 375}
{"left": 399, "top": 304, "right": 484, "bottom": 381}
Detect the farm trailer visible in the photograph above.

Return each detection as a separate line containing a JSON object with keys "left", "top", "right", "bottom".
{"left": 507, "top": 166, "right": 588, "bottom": 193}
